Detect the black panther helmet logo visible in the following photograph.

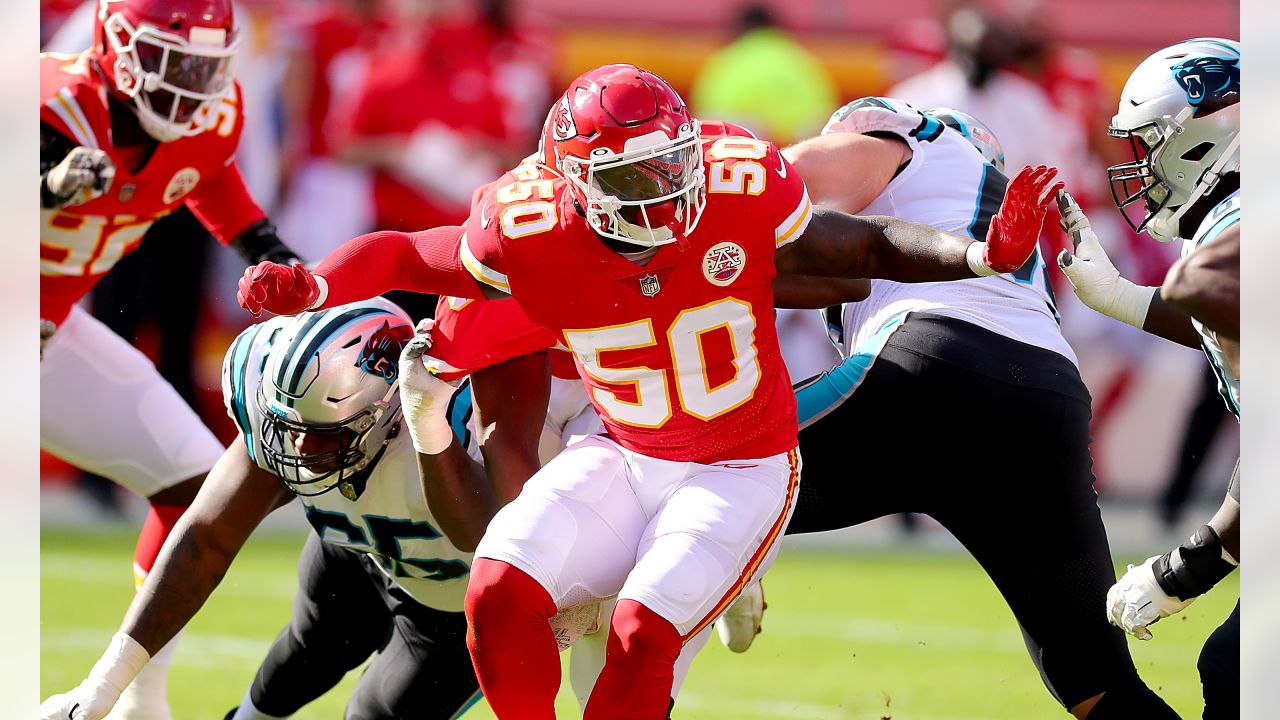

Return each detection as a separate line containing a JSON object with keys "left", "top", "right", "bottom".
{"left": 1172, "top": 56, "right": 1239, "bottom": 117}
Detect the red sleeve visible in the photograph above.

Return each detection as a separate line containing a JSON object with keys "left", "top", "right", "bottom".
{"left": 429, "top": 296, "right": 558, "bottom": 380}
{"left": 755, "top": 143, "right": 812, "bottom": 252}
{"left": 314, "top": 225, "right": 486, "bottom": 305}
{"left": 184, "top": 161, "right": 266, "bottom": 243}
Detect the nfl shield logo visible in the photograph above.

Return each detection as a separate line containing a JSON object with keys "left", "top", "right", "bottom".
{"left": 639, "top": 274, "right": 661, "bottom": 297}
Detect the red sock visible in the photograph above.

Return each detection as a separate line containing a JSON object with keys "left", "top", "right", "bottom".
{"left": 464, "top": 559, "right": 560, "bottom": 720}
{"left": 133, "top": 503, "right": 186, "bottom": 586}
{"left": 584, "top": 600, "right": 683, "bottom": 720}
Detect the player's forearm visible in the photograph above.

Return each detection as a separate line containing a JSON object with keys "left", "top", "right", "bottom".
{"left": 418, "top": 442, "right": 501, "bottom": 553}
{"left": 1161, "top": 260, "right": 1240, "bottom": 342}
{"left": 313, "top": 227, "right": 485, "bottom": 308}
{"left": 118, "top": 516, "right": 240, "bottom": 655}
{"left": 782, "top": 208, "right": 976, "bottom": 282}
{"left": 1141, "top": 293, "right": 1206, "bottom": 349}
{"left": 772, "top": 274, "right": 870, "bottom": 308}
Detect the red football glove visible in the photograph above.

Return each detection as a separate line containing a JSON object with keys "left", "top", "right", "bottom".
{"left": 983, "top": 165, "right": 1064, "bottom": 273}
{"left": 237, "top": 261, "right": 321, "bottom": 317}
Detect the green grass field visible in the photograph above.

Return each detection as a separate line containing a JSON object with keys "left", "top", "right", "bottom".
{"left": 41, "top": 528, "right": 1237, "bottom": 719}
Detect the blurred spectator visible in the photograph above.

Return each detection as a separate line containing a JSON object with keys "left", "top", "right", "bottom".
{"left": 274, "top": 0, "right": 389, "bottom": 263}
{"left": 40, "top": 0, "right": 85, "bottom": 47}
{"left": 883, "top": 17, "right": 946, "bottom": 90}
{"left": 332, "top": 0, "right": 551, "bottom": 235}
{"left": 889, "top": 5, "right": 1084, "bottom": 185}
{"left": 690, "top": 4, "right": 838, "bottom": 145}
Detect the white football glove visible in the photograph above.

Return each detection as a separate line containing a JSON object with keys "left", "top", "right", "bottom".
{"left": 40, "top": 633, "right": 150, "bottom": 720}
{"left": 1055, "top": 190, "right": 1155, "bottom": 328}
{"left": 398, "top": 319, "right": 461, "bottom": 455}
{"left": 1105, "top": 555, "right": 1196, "bottom": 640}
{"left": 717, "top": 580, "right": 765, "bottom": 653}
{"left": 45, "top": 147, "right": 116, "bottom": 207}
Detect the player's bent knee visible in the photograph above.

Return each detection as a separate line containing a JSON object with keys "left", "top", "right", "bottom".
{"left": 1081, "top": 681, "right": 1180, "bottom": 719}
{"left": 465, "top": 558, "right": 556, "bottom": 633}
{"left": 608, "top": 600, "right": 682, "bottom": 667}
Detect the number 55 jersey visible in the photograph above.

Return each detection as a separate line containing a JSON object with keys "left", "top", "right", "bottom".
{"left": 461, "top": 122, "right": 813, "bottom": 464}
{"left": 221, "top": 316, "right": 473, "bottom": 612}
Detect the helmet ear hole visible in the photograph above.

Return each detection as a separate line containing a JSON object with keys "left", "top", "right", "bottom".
{"left": 1180, "top": 142, "right": 1214, "bottom": 162}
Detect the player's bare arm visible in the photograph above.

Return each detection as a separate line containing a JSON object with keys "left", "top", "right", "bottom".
{"left": 122, "top": 436, "right": 292, "bottom": 655}
{"left": 40, "top": 438, "right": 290, "bottom": 720}
{"left": 469, "top": 350, "right": 551, "bottom": 504}
{"left": 781, "top": 132, "right": 909, "bottom": 214}
{"left": 772, "top": 275, "right": 871, "bottom": 308}
{"left": 1161, "top": 224, "right": 1240, "bottom": 342}
{"left": 777, "top": 165, "right": 1061, "bottom": 283}
{"left": 1056, "top": 190, "right": 1203, "bottom": 348}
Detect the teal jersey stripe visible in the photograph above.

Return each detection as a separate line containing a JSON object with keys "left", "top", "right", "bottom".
{"left": 795, "top": 315, "right": 907, "bottom": 428}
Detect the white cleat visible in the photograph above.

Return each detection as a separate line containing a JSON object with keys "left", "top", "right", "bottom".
{"left": 716, "top": 580, "right": 765, "bottom": 653}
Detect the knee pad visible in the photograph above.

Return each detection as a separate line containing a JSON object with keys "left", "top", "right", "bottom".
{"left": 1085, "top": 681, "right": 1180, "bottom": 719}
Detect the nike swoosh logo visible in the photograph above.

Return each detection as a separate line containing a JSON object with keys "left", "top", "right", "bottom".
{"left": 776, "top": 162, "right": 787, "bottom": 179}
{"left": 480, "top": 203, "right": 494, "bottom": 229}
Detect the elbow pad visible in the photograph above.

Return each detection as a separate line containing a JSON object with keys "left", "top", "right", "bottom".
{"left": 1153, "top": 525, "right": 1239, "bottom": 601}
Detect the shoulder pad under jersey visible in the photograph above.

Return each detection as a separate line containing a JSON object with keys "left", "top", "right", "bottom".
{"left": 1190, "top": 190, "right": 1241, "bottom": 250}
{"left": 822, "top": 96, "right": 941, "bottom": 142}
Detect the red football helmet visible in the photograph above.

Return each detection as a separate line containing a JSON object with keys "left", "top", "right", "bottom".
{"left": 538, "top": 64, "right": 706, "bottom": 248}
{"left": 93, "top": 0, "right": 239, "bottom": 141}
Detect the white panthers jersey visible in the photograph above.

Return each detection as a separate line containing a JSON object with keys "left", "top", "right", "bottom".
{"left": 222, "top": 317, "right": 474, "bottom": 612}
{"left": 822, "top": 97, "right": 1076, "bottom": 365}
{"left": 1183, "top": 190, "right": 1241, "bottom": 418}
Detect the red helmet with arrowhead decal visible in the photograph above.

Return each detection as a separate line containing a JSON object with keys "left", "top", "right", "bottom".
{"left": 93, "top": 0, "right": 239, "bottom": 142}
{"left": 538, "top": 64, "right": 706, "bottom": 248}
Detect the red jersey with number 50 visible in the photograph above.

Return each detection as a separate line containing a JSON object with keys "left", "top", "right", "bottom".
{"left": 40, "top": 52, "right": 263, "bottom": 324}
{"left": 460, "top": 122, "right": 813, "bottom": 463}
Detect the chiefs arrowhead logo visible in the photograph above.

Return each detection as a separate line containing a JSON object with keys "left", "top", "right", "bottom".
{"left": 551, "top": 96, "right": 577, "bottom": 142}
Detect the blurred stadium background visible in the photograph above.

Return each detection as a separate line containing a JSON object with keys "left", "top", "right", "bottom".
{"left": 41, "top": 0, "right": 1240, "bottom": 717}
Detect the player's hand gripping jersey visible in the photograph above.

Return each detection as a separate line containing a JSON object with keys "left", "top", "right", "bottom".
{"left": 40, "top": 52, "right": 263, "bottom": 325}
{"left": 221, "top": 311, "right": 474, "bottom": 612}
{"left": 460, "top": 121, "right": 811, "bottom": 463}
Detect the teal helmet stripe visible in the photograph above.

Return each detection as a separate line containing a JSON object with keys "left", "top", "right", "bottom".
{"left": 274, "top": 311, "right": 327, "bottom": 395}
{"left": 280, "top": 307, "right": 387, "bottom": 400}
{"left": 228, "top": 323, "right": 267, "bottom": 460}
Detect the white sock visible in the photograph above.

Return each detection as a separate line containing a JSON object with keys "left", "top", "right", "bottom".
{"left": 231, "top": 687, "right": 291, "bottom": 720}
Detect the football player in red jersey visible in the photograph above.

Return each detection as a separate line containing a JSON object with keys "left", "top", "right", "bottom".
{"left": 237, "top": 64, "right": 1060, "bottom": 719}
{"left": 40, "top": 2, "right": 299, "bottom": 716}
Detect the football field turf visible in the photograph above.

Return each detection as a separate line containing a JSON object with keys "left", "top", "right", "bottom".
{"left": 41, "top": 528, "right": 1237, "bottom": 719}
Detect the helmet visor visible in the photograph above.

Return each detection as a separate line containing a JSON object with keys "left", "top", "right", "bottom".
{"left": 588, "top": 141, "right": 701, "bottom": 230}
{"left": 136, "top": 39, "right": 233, "bottom": 96}
{"left": 593, "top": 146, "right": 699, "bottom": 202}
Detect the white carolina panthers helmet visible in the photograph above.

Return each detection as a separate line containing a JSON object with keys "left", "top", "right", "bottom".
{"left": 1108, "top": 38, "right": 1239, "bottom": 242}
{"left": 257, "top": 297, "right": 414, "bottom": 496}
